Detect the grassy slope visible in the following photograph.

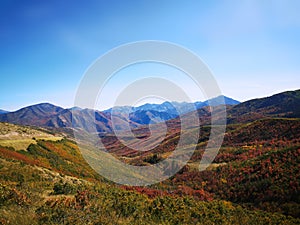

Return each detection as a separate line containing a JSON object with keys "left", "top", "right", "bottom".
{"left": 0, "top": 122, "right": 63, "bottom": 150}
{"left": 0, "top": 120, "right": 299, "bottom": 224}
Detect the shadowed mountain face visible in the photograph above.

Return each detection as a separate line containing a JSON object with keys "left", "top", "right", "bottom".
{"left": 0, "top": 109, "right": 8, "bottom": 114}
{"left": 0, "top": 103, "right": 64, "bottom": 126}
{"left": 0, "top": 96, "right": 239, "bottom": 131}
{"left": 47, "top": 108, "right": 141, "bottom": 133}
{"left": 0, "top": 104, "right": 140, "bottom": 133}
{"left": 129, "top": 110, "right": 177, "bottom": 125}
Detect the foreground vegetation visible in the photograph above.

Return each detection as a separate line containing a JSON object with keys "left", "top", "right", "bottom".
{"left": 0, "top": 157, "right": 299, "bottom": 224}
{"left": 0, "top": 118, "right": 299, "bottom": 224}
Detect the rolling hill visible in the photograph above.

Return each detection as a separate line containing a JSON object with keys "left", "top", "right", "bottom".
{"left": 227, "top": 89, "right": 300, "bottom": 123}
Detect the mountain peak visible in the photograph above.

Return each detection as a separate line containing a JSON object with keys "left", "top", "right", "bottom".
{"left": 25, "top": 102, "right": 63, "bottom": 110}
{"left": 68, "top": 106, "right": 83, "bottom": 111}
{"left": 206, "top": 95, "right": 240, "bottom": 106}
{"left": 0, "top": 102, "right": 65, "bottom": 126}
{"left": 0, "top": 90, "right": 299, "bottom": 129}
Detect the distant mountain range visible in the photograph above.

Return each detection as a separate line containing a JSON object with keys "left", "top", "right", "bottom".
{"left": 105, "top": 95, "right": 239, "bottom": 114}
{"left": 0, "top": 95, "right": 239, "bottom": 131}
{"left": 107, "top": 95, "right": 239, "bottom": 125}
{"left": 0, "top": 90, "right": 299, "bottom": 132}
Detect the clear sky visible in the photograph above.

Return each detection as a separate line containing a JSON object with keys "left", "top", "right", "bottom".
{"left": 1, "top": 0, "right": 300, "bottom": 111}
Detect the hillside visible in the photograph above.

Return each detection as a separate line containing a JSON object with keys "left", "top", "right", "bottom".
{"left": 1, "top": 159, "right": 296, "bottom": 225}
{"left": 0, "top": 127, "right": 299, "bottom": 224}
{"left": 0, "top": 122, "right": 63, "bottom": 150}
{"left": 227, "top": 89, "right": 300, "bottom": 123}
{"left": 96, "top": 116, "right": 300, "bottom": 219}
{"left": 223, "top": 118, "right": 300, "bottom": 146}
{"left": 172, "top": 145, "right": 300, "bottom": 218}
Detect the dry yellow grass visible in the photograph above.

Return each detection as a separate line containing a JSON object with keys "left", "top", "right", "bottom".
{"left": 0, "top": 122, "right": 63, "bottom": 150}
{"left": 0, "top": 137, "right": 63, "bottom": 150}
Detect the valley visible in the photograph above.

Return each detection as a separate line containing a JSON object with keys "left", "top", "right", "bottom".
{"left": 0, "top": 89, "right": 299, "bottom": 224}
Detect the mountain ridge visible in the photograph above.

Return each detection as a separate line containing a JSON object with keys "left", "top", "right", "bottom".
{"left": 104, "top": 95, "right": 240, "bottom": 115}
{"left": 227, "top": 89, "right": 300, "bottom": 123}
{"left": 0, "top": 95, "right": 240, "bottom": 130}
{"left": 0, "top": 90, "right": 299, "bottom": 131}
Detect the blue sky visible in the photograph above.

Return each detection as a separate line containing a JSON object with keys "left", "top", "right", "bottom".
{"left": 1, "top": 0, "right": 300, "bottom": 111}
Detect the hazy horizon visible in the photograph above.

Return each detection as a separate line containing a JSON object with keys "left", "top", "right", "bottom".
{"left": 1, "top": 88, "right": 299, "bottom": 112}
